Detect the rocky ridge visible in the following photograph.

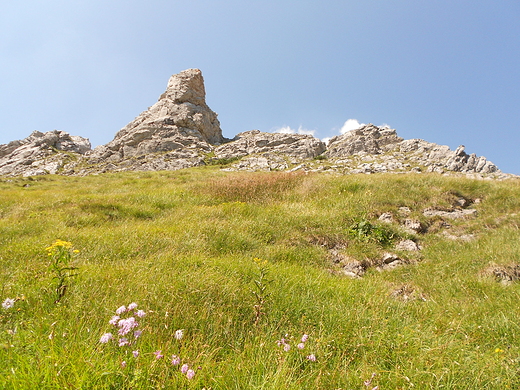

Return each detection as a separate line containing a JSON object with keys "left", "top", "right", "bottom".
{"left": 0, "top": 69, "right": 515, "bottom": 179}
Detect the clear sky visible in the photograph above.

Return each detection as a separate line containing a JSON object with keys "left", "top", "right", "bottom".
{"left": 1, "top": 1, "right": 519, "bottom": 174}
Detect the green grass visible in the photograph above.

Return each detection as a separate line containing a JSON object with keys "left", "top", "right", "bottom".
{"left": 1, "top": 168, "right": 520, "bottom": 389}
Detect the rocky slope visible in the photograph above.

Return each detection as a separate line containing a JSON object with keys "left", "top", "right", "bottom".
{"left": 0, "top": 69, "right": 514, "bottom": 179}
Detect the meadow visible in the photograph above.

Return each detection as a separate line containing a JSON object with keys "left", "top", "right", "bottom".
{"left": 1, "top": 167, "right": 519, "bottom": 389}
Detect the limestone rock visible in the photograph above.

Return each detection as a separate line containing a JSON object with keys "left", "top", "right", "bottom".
{"left": 87, "top": 68, "right": 223, "bottom": 165}
{"left": 395, "top": 239, "right": 421, "bottom": 251}
{"left": 215, "top": 130, "right": 326, "bottom": 160}
{"left": 0, "top": 130, "right": 91, "bottom": 177}
{"left": 423, "top": 208, "right": 477, "bottom": 219}
{"left": 326, "top": 124, "right": 403, "bottom": 158}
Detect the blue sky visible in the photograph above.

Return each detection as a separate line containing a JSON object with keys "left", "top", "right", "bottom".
{"left": 1, "top": 0, "right": 519, "bottom": 174}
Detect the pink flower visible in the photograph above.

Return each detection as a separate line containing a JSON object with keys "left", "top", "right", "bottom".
{"left": 174, "top": 329, "right": 184, "bottom": 340}
{"left": 132, "top": 350, "right": 139, "bottom": 357}
{"left": 99, "top": 333, "right": 113, "bottom": 343}
{"left": 115, "top": 306, "right": 126, "bottom": 315}
{"left": 301, "top": 334, "right": 309, "bottom": 343}
{"left": 134, "top": 330, "right": 142, "bottom": 339}
{"left": 276, "top": 338, "right": 287, "bottom": 346}
{"left": 118, "top": 338, "right": 130, "bottom": 347}
{"left": 154, "top": 350, "right": 163, "bottom": 359}
{"left": 109, "top": 315, "right": 120, "bottom": 326}
{"left": 136, "top": 310, "right": 146, "bottom": 318}
{"left": 186, "top": 369, "right": 195, "bottom": 380}
{"left": 118, "top": 317, "right": 138, "bottom": 336}
{"left": 306, "top": 354, "right": 316, "bottom": 362}
{"left": 283, "top": 344, "right": 291, "bottom": 352}
{"left": 121, "top": 361, "right": 127, "bottom": 368}
{"left": 181, "top": 363, "right": 189, "bottom": 374}
{"left": 128, "top": 302, "right": 138, "bottom": 311}
{"left": 171, "top": 355, "right": 181, "bottom": 365}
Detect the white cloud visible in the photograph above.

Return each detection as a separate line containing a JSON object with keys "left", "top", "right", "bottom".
{"left": 340, "top": 119, "right": 365, "bottom": 134}
{"left": 274, "top": 125, "right": 316, "bottom": 136}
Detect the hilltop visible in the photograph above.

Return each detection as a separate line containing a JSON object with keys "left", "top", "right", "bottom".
{"left": 0, "top": 69, "right": 515, "bottom": 179}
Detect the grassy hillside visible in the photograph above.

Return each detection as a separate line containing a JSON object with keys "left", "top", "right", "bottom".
{"left": 1, "top": 168, "right": 519, "bottom": 389}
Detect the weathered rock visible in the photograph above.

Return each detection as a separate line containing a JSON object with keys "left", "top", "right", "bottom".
{"left": 87, "top": 68, "right": 223, "bottom": 165}
{"left": 378, "top": 212, "right": 394, "bottom": 223}
{"left": 402, "top": 219, "right": 425, "bottom": 234}
{"left": 395, "top": 239, "right": 421, "bottom": 251}
{"left": 482, "top": 264, "right": 520, "bottom": 284}
{"left": 0, "top": 130, "right": 91, "bottom": 177}
{"left": 215, "top": 130, "right": 326, "bottom": 160}
{"left": 377, "top": 252, "right": 406, "bottom": 271}
{"left": 326, "top": 124, "right": 403, "bottom": 158}
{"left": 423, "top": 208, "right": 477, "bottom": 219}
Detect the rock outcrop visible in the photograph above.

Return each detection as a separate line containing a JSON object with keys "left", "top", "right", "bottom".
{"left": 87, "top": 68, "right": 223, "bottom": 167}
{"left": 212, "top": 130, "right": 326, "bottom": 171}
{"left": 0, "top": 130, "right": 91, "bottom": 177}
{"left": 0, "top": 69, "right": 514, "bottom": 178}
{"left": 326, "top": 125, "right": 403, "bottom": 157}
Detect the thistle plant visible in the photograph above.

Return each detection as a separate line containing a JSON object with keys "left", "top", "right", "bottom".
{"left": 251, "top": 257, "right": 271, "bottom": 326}
{"left": 45, "top": 239, "right": 79, "bottom": 303}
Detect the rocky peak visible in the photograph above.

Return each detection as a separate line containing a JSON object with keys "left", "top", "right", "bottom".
{"left": 88, "top": 68, "right": 224, "bottom": 164}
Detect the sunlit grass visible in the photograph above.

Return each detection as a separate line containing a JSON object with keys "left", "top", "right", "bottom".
{"left": 1, "top": 167, "right": 519, "bottom": 388}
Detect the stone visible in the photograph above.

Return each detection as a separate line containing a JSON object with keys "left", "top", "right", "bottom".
{"left": 326, "top": 124, "right": 403, "bottom": 158}
{"left": 378, "top": 212, "right": 394, "bottom": 223}
{"left": 402, "top": 219, "right": 424, "bottom": 234}
{"left": 395, "top": 239, "right": 421, "bottom": 251}
{"left": 0, "top": 130, "right": 91, "bottom": 177}
{"left": 423, "top": 208, "right": 477, "bottom": 219}
{"left": 87, "top": 68, "right": 223, "bottom": 165}
{"left": 215, "top": 130, "right": 326, "bottom": 161}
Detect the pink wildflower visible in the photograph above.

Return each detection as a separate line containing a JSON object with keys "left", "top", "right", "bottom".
{"left": 283, "top": 344, "right": 291, "bottom": 352}
{"left": 118, "top": 338, "right": 130, "bottom": 347}
{"left": 115, "top": 305, "right": 126, "bottom": 315}
{"left": 306, "top": 354, "right": 316, "bottom": 362}
{"left": 121, "top": 361, "right": 127, "bottom": 368}
{"left": 171, "top": 355, "right": 181, "bottom": 365}
{"left": 127, "top": 302, "right": 138, "bottom": 311}
{"left": 154, "top": 350, "right": 163, "bottom": 359}
{"left": 297, "top": 342, "right": 305, "bottom": 350}
{"left": 181, "top": 363, "right": 189, "bottom": 374}
{"left": 276, "top": 338, "right": 287, "bottom": 346}
{"left": 301, "top": 334, "right": 309, "bottom": 343}
{"left": 174, "top": 329, "right": 184, "bottom": 340}
{"left": 136, "top": 310, "right": 146, "bottom": 318}
{"left": 186, "top": 369, "right": 195, "bottom": 380}
{"left": 109, "top": 315, "right": 120, "bottom": 326}
{"left": 118, "top": 317, "right": 138, "bottom": 336}
{"left": 132, "top": 350, "right": 139, "bottom": 357}
{"left": 99, "top": 333, "right": 113, "bottom": 343}
{"left": 134, "top": 330, "right": 142, "bottom": 339}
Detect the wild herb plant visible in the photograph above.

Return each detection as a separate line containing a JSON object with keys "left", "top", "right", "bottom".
{"left": 251, "top": 257, "right": 271, "bottom": 326}
{"left": 45, "top": 239, "right": 79, "bottom": 303}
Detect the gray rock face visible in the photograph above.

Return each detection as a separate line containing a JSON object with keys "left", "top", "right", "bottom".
{"left": 87, "top": 68, "right": 223, "bottom": 165}
{"left": 213, "top": 130, "right": 326, "bottom": 171}
{"left": 0, "top": 130, "right": 91, "bottom": 177}
{"left": 326, "top": 125, "right": 403, "bottom": 158}
{"left": 215, "top": 130, "right": 326, "bottom": 160}
{"left": 0, "top": 70, "right": 513, "bottom": 178}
